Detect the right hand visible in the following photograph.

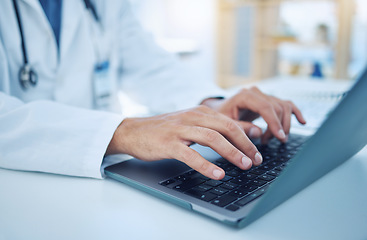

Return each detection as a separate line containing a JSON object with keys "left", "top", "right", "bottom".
{"left": 106, "top": 106, "right": 263, "bottom": 180}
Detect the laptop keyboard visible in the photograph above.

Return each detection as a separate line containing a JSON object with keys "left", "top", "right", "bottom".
{"left": 160, "top": 134, "right": 307, "bottom": 211}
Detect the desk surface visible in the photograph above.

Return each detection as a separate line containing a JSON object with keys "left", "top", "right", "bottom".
{"left": 1, "top": 147, "right": 367, "bottom": 240}
{"left": 1, "top": 79, "right": 367, "bottom": 240}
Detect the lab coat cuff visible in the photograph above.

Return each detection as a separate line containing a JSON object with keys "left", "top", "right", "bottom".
{"left": 83, "top": 114, "right": 123, "bottom": 179}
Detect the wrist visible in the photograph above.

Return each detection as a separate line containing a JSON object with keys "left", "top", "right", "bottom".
{"left": 105, "top": 118, "right": 133, "bottom": 156}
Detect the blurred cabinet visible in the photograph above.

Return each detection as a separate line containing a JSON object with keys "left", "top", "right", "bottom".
{"left": 216, "top": 0, "right": 355, "bottom": 88}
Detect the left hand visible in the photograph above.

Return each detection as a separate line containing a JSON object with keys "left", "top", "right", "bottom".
{"left": 202, "top": 86, "right": 306, "bottom": 143}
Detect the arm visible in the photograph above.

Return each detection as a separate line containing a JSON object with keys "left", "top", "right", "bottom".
{"left": 102, "top": 1, "right": 305, "bottom": 180}
{"left": 0, "top": 93, "right": 122, "bottom": 178}
{"left": 104, "top": 88, "right": 306, "bottom": 180}
{"left": 0, "top": 39, "right": 122, "bottom": 179}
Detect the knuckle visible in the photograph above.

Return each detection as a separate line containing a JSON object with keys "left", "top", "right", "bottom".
{"left": 238, "top": 88, "right": 250, "bottom": 97}
{"left": 225, "top": 120, "right": 237, "bottom": 132}
{"left": 240, "top": 88, "right": 249, "bottom": 94}
{"left": 275, "top": 105, "right": 283, "bottom": 115}
{"left": 261, "top": 102, "right": 273, "bottom": 111}
{"left": 204, "top": 129, "right": 219, "bottom": 142}
{"left": 198, "top": 161, "right": 210, "bottom": 173}
{"left": 285, "top": 102, "right": 293, "bottom": 112}
{"left": 180, "top": 148, "right": 196, "bottom": 163}
{"left": 250, "top": 86, "right": 260, "bottom": 92}
{"left": 175, "top": 125, "right": 188, "bottom": 134}
{"left": 228, "top": 147, "right": 240, "bottom": 160}
{"left": 196, "top": 105, "right": 211, "bottom": 113}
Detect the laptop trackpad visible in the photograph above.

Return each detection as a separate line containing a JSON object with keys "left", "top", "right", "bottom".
{"left": 105, "top": 144, "right": 221, "bottom": 184}
{"left": 105, "top": 158, "right": 191, "bottom": 184}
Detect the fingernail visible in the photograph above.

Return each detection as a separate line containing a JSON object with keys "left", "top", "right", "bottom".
{"left": 242, "top": 155, "right": 252, "bottom": 169}
{"left": 278, "top": 129, "right": 286, "bottom": 139}
{"left": 213, "top": 169, "right": 223, "bottom": 179}
{"left": 255, "top": 152, "right": 263, "bottom": 165}
{"left": 249, "top": 127, "right": 261, "bottom": 138}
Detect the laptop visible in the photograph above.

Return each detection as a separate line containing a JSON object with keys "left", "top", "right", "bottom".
{"left": 105, "top": 67, "right": 367, "bottom": 228}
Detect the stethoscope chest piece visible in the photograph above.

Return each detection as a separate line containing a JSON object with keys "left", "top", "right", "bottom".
{"left": 19, "top": 64, "right": 38, "bottom": 90}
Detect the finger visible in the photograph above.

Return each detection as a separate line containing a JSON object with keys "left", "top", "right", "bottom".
{"left": 280, "top": 102, "right": 292, "bottom": 137}
{"left": 184, "top": 110, "right": 263, "bottom": 166}
{"left": 175, "top": 145, "right": 225, "bottom": 180}
{"left": 290, "top": 101, "right": 307, "bottom": 124}
{"left": 274, "top": 102, "right": 286, "bottom": 141}
{"left": 236, "top": 92, "right": 287, "bottom": 141}
{"left": 182, "top": 126, "right": 253, "bottom": 170}
{"left": 235, "top": 121, "right": 262, "bottom": 139}
{"left": 252, "top": 101, "right": 286, "bottom": 141}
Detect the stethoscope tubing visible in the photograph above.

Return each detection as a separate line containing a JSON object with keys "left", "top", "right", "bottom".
{"left": 12, "top": 0, "right": 99, "bottom": 90}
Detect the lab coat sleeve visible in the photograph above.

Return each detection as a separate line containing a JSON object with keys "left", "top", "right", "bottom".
{"left": 115, "top": 1, "right": 227, "bottom": 114}
{"left": 0, "top": 94, "right": 123, "bottom": 178}
{"left": 0, "top": 40, "right": 122, "bottom": 179}
{"left": 0, "top": 93, "right": 123, "bottom": 178}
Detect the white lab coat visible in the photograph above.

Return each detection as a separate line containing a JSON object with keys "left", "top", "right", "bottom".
{"left": 0, "top": 0, "right": 224, "bottom": 178}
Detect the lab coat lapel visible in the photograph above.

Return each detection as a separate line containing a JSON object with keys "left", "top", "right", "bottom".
{"left": 19, "top": 0, "right": 55, "bottom": 40}
{"left": 18, "top": 0, "right": 59, "bottom": 70}
{"left": 20, "top": 0, "right": 44, "bottom": 14}
{"left": 59, "top": 0, "right": 84, "bottom": 62}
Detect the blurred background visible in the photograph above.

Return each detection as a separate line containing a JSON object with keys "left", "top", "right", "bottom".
{"left": 128, "top": 0, "right": 367, "bottom": 88}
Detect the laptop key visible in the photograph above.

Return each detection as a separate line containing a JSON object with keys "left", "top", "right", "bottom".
{"left": 240, "top": 173, "right": 257, "bottom": 181}
{"left": 206, "top": 179, "right": 223, "bottom": 187}
{"left": 221, "top": 175, "right": 233, "bottom": 182}
{"left": 173, "top": 178, "right": 205, "bottom": 192}
{"left": 221, "top": 182, "right": 238, "bottom": 190}
{"left": 191, "top": 184, "right": 212, "bottom": 192}
{"left": 160, "top": 179, "right": 176, "bottom": 186}
{"left": 225, "top": 204, "right": 240, "bottom": 212}
{"left": 175, "top": 175, "right": 190, "bottom": 181}
{"left": 215, "top": 158, "right": 227, "bottom": 164}
{"left": 234, "top": 188, "right": 267, "bottom": 206}
{"left": 238, "top": 184, "right": 257, "bottom": 193}
{"left": 258, "top": 174, "right": 276, "bottom": 181}
{"left": 166, "top": 181, "right": 182, "bottom": 189}
{"left": 211, "top": 195, "right": 238, "bottom": 207}
{"left": 248, "top": 179, "right": 267, "bottom": 187}
{"left": 259, "top": 164, "right": 272, "bottom": 171}
{"left": 229, "top": 178, "right": 247, "bottom": 185}
{"left": 189, "top": 172, "right": 210, "bottom": 181}
{"left": 186, "top": 189, "right": 217, "bottom": 202}
{"left": 250, "top": 169, "right": 266, "bottom": 175}
{"left": 274, "top": 165, "right": 285, "bottom": 171}
{"left": 267, "top": 161, "right": 282, "bottom": 167}
{"left": 228, "top": 189, "right": 247, "bottom": 197}
{"left": 267, "top": 170, "right": 280, "bottom": 177}
{"left": 209, "top": 187, "right": 228, "bottom": 196}
{"left": 184, "top": 170, "right": 196, "bottom": 176}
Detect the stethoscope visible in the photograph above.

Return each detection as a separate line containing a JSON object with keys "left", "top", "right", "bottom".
{"left": 12, "top": 0, "right": 99, "bottom": 90}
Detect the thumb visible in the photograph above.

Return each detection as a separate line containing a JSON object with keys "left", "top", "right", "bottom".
{"left": 235, "top": 121, "right": 262, "bottom": 139}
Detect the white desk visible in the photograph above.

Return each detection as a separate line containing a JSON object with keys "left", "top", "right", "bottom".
{"left": 1, "top": 147, "right": 367, "bottom": 240}
{"left": 1, "top": 78, "right": 367, "bottom": 240}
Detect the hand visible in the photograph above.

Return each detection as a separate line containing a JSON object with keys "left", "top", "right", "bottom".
{"left": 106, "top": 106, "right": 263, "bottom": 180}
{"left": 202, "top": 87, "right": 306, "bottom": 143}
